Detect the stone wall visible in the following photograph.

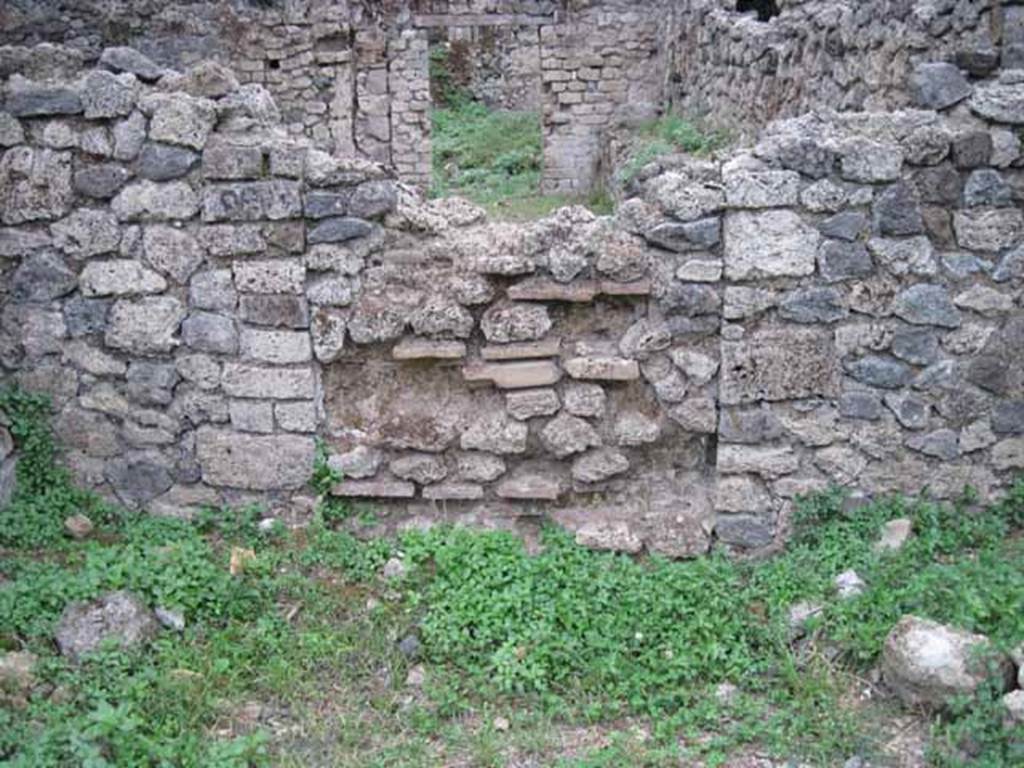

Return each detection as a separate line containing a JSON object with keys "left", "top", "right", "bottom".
{"left": 436, "top": 24, "right": 544, "bottom": 112}
{"left": 0, "top": 1, "right": 678, "bottom": 195}
{"left": 540, "top": 0, "right": 670, "bottom": 194}
{"left": 2, "top": 48, "right": 1023, "bottom": 557}
{"left": 668, "top": 0, "right": 1006, "bottom": 137}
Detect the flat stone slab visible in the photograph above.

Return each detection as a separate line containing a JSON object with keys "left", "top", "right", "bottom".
{"left": 332, "top": 480, "right": 416, "bottom": 498}
{"left": 482, "top": 338, "right": 561, "bottom": 360}
{"left": 422, "top": 483, "right": 484, "bottom": 500}
{"left": 463, "top": 360, "right": 562, "bottom": 389}
{"left": 393, "top": 339, "right": 467, "bottom": 360}
{"left": 563, "top": 357, "right": 640, "bottom": 381}
{"left": 600, "top": 279, "right": 651, "bottom": 296}
{"left": 508, "top": 278, "right": 598, "bottom": 302}
{"left": 496, "top": 472, "right": 563, "bottom": 500}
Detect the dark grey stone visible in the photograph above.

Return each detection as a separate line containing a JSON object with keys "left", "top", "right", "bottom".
{"left": 100, "top": 47, "right": 164, "bottom": 81}
{"left": 182, "top": 312, "right": 238, "bottom": 354}
{"left": 839, "top": 390, "right": 884, "bottom": 421}
{"left": 909, "top": 63, "right": 972, "bottom": 110}
{"left": 906, "top": 429, "right": 960, "bottom": 461}
{"left": 910, "top": 165, "right": 962, "bottom": 206}
{"left": 718, "top": 407, "right": 786, "bottom": 444}
{"left": 952, "top": 132, "right": 992, "bottom": 169}
{"left": 776, "top": 138, "right": 836, "bottom": 179}
{"left": 304, "top": 191, "right": 350, "bottom": 219}
{"left": 716, "top": 515, "right": 774, "bottom": 548}
{"left": 893, "top": 285, "right": 961, "bottom": 329}
{"left": 873, "top": 182, "right": 924, "bottom": 236}
{"left": 914, "top": 360, "right": 958, "bottom": 393}
{"left": 845, "top": 356, "right": 914, "bottom": 389}
{"left": 955, "top": 48, "right": 1000, "bottom": 77}
{"left": 348, "top": 180, "right": 398, "bottom": 219}
{"left": 238, "top": 295, "right": 310, "bottom": 328}
{"left": 665, "top": 315, "right": 720, "bottom": 337}
{"left": 105, "top": 459, "right": 174, "bottom": 507}
{"left": 779, "top": 287, "right": 848, "bottom": 323}
{"left": 73, "top": 164, "right": 132, "bottom": 199}
{"left": 963, "top": 169, "right": 1015, "bottom": 207}
{"left": 12, "top": 252, "right": 77, "bottom": 302}
{"left": 5, "top": 84, "right": 82, "bottom": 117}
{"left": 660, "top": 283, "right": 720, "bottom": 317}
{"left": 64, "top": 297, "right": 111, "bottom": 337}
{"left": 884, "top": 392, "right": 930, "bottom": 430}
{"left": 138, "top": 143, "right": 199, "bottom": 181}
{"left": 891, "top": 329, "right": 939, "bottom": 366}
{"left": 646, "top": 217, "right": 721, "bottom": 252}
{"left": 819, "top": 211, "right": 868, "bottom": 242}
{"left": 127, "top": 361, "right": 179, "bottom": 405}
{"left": 966, "top": 318, "right": 1024, "bottom": 395}
{"left": 307, "top": 217, "right": 372, "bottom": 244}
{"left": 1005, "top": 43, "right": 1024, "bottom": 70}
{"left": 992, "top": 401, "right": 1024, "bottom": 434}
{"left": 993, "top": 247, "right": 1024, "bottom": 283}
{"left": 818, "top": 240, "right": 873, "bottom": 283}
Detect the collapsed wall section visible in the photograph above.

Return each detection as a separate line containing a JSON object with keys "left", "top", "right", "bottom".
{"left": 1, "top": 48, "right": 1023, "bottom": 557}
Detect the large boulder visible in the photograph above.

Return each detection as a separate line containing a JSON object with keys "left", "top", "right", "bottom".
{"left": 54, "top": 590, "right": 160, "bottom": 662}
{"left": 881, "top": 616, "right": 1014, "bottom": 709}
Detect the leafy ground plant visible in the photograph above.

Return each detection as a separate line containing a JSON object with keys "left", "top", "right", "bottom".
{"left": 1, "top": 387, "right": 1023, "bottom": 766}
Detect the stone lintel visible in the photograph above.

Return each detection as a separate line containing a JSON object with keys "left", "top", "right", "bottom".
{"left": 563, "top": 357, "right": 640, "bottom": 381}
{"left": 481, "top": 338, "right": 562, "bottom": 360}
{"left": 462, "top": 360, "right": 562, "bottom": 389}
{"left": 508, "top": 278, "right": 598, "bottom": 302}
{"left": 600, "top": 279, "right": 652, "bottom": 296}
{"left": 413, "top": 13, "right": 556, "bottom": 28}
{"left": 496, "top": 474, "right": 563, "bottom": 500}
{"left": 423, "top": 483, "right": 485, "bottom": 500}
{"left": 392, "top": 338, "right": 467, "bottom": 360}
{"left": 332, "top": 480, "right": 416, "bottom": 498}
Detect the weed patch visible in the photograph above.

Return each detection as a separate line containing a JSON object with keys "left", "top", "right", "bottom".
{"left": 1, "top": 389, "right": 1023, "bottom": 765}
{"left": 614, "top": 114, "right": 730, "bottom": 185}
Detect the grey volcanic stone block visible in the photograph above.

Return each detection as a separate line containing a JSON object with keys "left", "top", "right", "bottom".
{"left": 845, "top": 356, "right": 913, "bottom": 389}
{"left": 307, "top": 217, "right": 373, "bottom": 244}
{"left": 202, "top": 181, "right": 302, "bottom": 222}
{"left": 100, "top": 47, "right": 165, "bottom": 81}
{"left": 349, "top": 180, "right": 398, "bottom": 219}
{"left": 12, "top": 252, "right": 77, "bottom": 302}
{"left": 909, "top": 63, "right": 972, "bottom": 110}
{"left": 873, "top": 183, "right": 923, "bottom": 236}
{"left": 138, "top": 143, "right": 199, "bottom": 181}
{"left": 105, "top": 459, "right": 174, "bottom": 506}
{"left": 5, "top": 79, "right": 82, "bottom": 117}
{"left": 73, "top": 164, "right": 132, "bottom": 198}
{"left": 818, "top": 240, "right": 873, "bottom": 283}
{"left": 779, "top": 287, "right": 848, "bottom": 323}
{"left": 893, "top": 285, "right": 961, "bottom": 329}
